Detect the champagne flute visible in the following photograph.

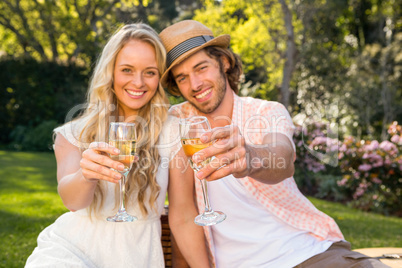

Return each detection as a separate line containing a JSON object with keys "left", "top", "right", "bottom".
{"left": 107, "top": 122, "right": 137, "bottom": 222}
{"left": 179, "top": 116, "right": 226, "bottom": 226}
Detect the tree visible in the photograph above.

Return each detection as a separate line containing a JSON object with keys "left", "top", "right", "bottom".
{"left": 292, "top": 0, "right": 401, "bottom": 139}
{"left": 278, "top": 0, "right": 297, "bottom": 108}
{"left": 292, "top": 0, "right": 355, "bottom": 133}
{"left": 0, "top": 0, "right": 167, "bottom": 66}
{"left": 340, "top": 0, "right": 401, "bottom": 138}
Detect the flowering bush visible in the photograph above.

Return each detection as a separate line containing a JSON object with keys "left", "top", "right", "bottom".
{"left": 293, "top": 122, "right": 340, "bottom": 195}
{"left": 337, "top": 121, "right": 402, "bottom": 216}
{"left": 293, "top": 120, "right": 402, "bottom": 216}
{"left": 293, "top": 122, "right": 338, "bottom": 172}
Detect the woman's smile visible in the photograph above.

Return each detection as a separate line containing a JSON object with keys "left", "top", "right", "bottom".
{"left": 126, "top": 89, "right": 146, "bottom": 98}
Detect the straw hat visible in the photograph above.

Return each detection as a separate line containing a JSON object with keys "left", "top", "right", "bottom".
{"left": 159, "top": 20, "right": 230, "bottom": 87}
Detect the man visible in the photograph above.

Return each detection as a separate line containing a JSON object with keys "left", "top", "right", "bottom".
{"left": 161, "top": 20, "right": 389, "bottom": 268}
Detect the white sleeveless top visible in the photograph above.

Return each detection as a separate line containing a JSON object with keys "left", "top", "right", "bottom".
{"left": 25, "top": 116, "right": 181, "bottom": 268}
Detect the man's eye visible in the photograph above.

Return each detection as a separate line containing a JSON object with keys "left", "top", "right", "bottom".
{"left": 177, "top": 76, "right": 186, "bottom": 83}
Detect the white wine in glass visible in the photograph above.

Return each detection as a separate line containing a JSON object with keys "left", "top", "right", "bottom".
{"left": 107, "top": 122, "right": 137, "bottom": 222}
{"left": 179, "top": 116, "right": 226, "bottom": 226}
{"left": 182, "top": 138, "right": 213, "bottom": 171}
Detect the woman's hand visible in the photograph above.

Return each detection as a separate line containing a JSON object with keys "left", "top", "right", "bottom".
{"left": 80, "top": 142, "right": 126, "bottom": 183}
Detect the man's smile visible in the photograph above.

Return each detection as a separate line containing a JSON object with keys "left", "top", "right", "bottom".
{"left": 194, "top": 88, "right": 212, "bottom": 100}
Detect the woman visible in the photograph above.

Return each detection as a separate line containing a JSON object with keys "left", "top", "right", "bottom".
{"left": 26, "top": 23, "right": 179, "bottom": 267}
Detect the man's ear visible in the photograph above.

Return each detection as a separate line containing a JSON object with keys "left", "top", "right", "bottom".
{"left": 221, "top": 56, "right": 230, "bottom": 72}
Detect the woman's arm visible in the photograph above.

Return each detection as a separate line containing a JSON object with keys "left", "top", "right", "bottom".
{"left": 168, "top": 148, "right": 210, "bottom": 267}
{"left": 54, "top": 133, "right": 124, "bottom": 211}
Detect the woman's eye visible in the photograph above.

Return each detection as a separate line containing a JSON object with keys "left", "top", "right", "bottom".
{"left": 122, "top": 68, "right": 131, "bottom": 73}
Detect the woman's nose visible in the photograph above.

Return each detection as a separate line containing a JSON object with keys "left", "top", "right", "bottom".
{"left": 131, "top": 73, "right": 144, "bottom": 88}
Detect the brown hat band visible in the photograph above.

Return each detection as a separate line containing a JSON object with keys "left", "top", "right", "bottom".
{"left": 166, "top": 35, "right": 214, "bottom": 68}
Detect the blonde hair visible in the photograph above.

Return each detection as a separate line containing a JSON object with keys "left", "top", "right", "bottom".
{"left": 72, "top": 23, "right": 168, "bottom": 217}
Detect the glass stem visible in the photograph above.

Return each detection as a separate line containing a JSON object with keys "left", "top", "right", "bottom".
{"left": 118, "top": 172, "right": 127, "bottom": 213}
{"left": 201, "top": 179, "right": 213, "bottom": 214}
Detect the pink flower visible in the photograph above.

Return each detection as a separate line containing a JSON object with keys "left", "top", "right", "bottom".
{"left": 353, "top": 183, "right": 369, "bottom": 199}
{"left": 329, "top": 143, "right": 339, "bottom": 152}
{"left": 353, "top": 172, "right": 360, "bottom": 179}
{"left": 346, "top": 149, "right": 353, "bottom": 154}
{"left": 354, "top": 188, "right": 365, "bottom": 199}
{"left": 313, "top": 129, "right": 323, "bottom": 137}
{"left": 358, "top": 164, "right": 372, "bottom": 172}
{"left": 391, "top": 135, "right": 400, "bottom": 143}
{"left": 387, "top": 121, "right": 399, "bottom": 135}
{"left": 337, "top": 177, "right": 348, "bottom": 186}
{"left": 367, "top": 153, "right": 383, "bottom": 167}
{"left": 312, "top": 165, "right": 325, "bottom": 173}
{"left": 379, "top": 141, "right": 397, "bottom": 154}
{"left": 345, "top": 136, "right": 354, "bottom": 143}
{"left": 372, "top": 177, "right": 382, "bottom": 184}
{"left": 365, "top": 140, "right": 379, "bottom": 151}
{"left": 297, "top": 140, "right": 303, "bottom": 147}
{"left": 372, "top": 160, "right": 383, "bottom": 168}
{"left": 310, "top": 136, "right": 327, "bottom": 146}
{"left": 340, "top": 144, "right": 348, "bottom": 152}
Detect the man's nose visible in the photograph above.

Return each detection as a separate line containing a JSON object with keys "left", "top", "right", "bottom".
{"left": 189, "top": 74, "right": 203, "bottom": 91}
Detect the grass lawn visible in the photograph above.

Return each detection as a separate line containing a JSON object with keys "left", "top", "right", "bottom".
{"left": 309, "top": 197, "right": 402, "bottom": 249}
{"left": 0, "top": 150, "right": 68, "bottom": 268}
{"left": 0, "top": 150, "right": 401, "bottom": 267}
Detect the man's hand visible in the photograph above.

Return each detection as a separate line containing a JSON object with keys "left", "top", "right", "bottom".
{"left": 192, "top": 125, "right": 295, "bottom": 184}
{"left": 192, "top": 125, "right": 250, "bottom": 181}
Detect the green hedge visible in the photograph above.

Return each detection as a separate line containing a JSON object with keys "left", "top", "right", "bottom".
{"left": 0, "top": 57, "right": 88, "bottom": 150}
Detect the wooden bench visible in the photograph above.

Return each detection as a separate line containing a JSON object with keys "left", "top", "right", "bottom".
{"left": 353, "top": 247, "right": 402, "bottom": 268}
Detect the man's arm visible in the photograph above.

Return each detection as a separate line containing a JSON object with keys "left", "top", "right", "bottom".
{"left": 168, "top": 148, "right": 210, "bottom": 267}
{"left": 246, "top": 131, "right": 295, "bottom": 184}
{"left": 192, "top": 126, "right": 295, "bottom": 184}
